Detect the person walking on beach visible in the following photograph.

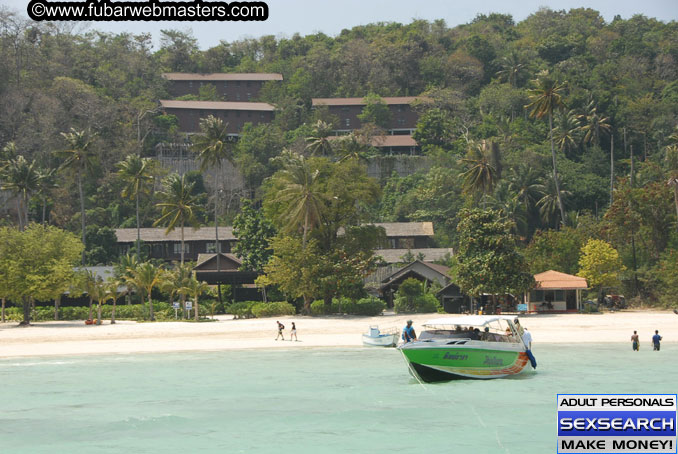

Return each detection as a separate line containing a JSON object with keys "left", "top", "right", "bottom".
{"left": 290, "top": 322, "right": 298, "bottom": 341}
{"left": 652, "top": 330, "right": 662, "bottom": 351}
{"left": 631, "top": 331, "right": 639, "bottom": 351}
{"left": 275, "top": 321, "right": 285, "bottom": 341}
{"left": 402, "top": 320, "right": 417, "bottom": 343}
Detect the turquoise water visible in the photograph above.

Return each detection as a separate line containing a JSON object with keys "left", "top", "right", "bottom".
{"left": 1, "top": 344, "right": 676, "bottom": 453}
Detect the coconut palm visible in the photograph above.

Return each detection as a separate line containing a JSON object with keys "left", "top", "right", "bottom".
{"left": 91, "top": 276, "right": 108, "bottom": 325}
{"left": 270, "top": 152, "right": 326, "bottom": 246}
{"left": 489, "top": 182, "right": 528, "bottom": 236}
{"left": 553, "top": 109, "right": 582, "bottom": 158}
{"left": 117, "top": 154, "right": 156, "bottom": 261}
{"left": 154, "top": 173, "right": 199, "bottom": 265}
{"left": 578, "top": 98, "right": 611, "bottom": 147}
{"left": 334, "top": 133, "right": 373, "bottom": 163}
{"left": 78, "top": 269, "right": 98, "bottom": 321}
{"left": 305, "top": 120, "right": 335, "bottom": 156}
{"left": 114, "top": 253, "right": 138, "bottom": 305}
{"left": 507, "top": 162, "right": 545, "bottom": 212}
{"left": 181, "top": 276, "right": 209, "bottom": 321}
{"left": 526, "top": 71, "right": 567, "bottom": 226}
{"left": 128, "top": 262, "right": 163, "bottom": 321}
{"left": 35, "top": 167, "right": 57, "bottom": 224}
{"left": 536, "top": 175, "right": 571, "bottom": 228}
{"left": 55, "top": 129, "right": 97, "bottom": 265}
{"left": 105, "top": 277, "right": 124, "bottom": 324}
{"left": 192, "top": 115, "right": 233, "bottom": 273}
{"left": 0, "top": 155, "right": 39, "bottom": 230}
{"left": 460, "top": 141, "right": 498, "bottom": 206}
{"left": 161, "top": 262, "right": 193, "bottom": 317}
{"left": 495, "top": 50, "right": 527, "bottom": 88}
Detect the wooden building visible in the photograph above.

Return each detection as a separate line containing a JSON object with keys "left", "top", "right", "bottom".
{"left": 162, "top": 73, "right": 283, "bottom": 101}
{"left": 527, "top": 270, "right": 588, "bottom": 312}
{"left": 159, "top": 100, "right": 276, "bottom": 134}
{"left": 377, "top": 260, "right": 451, "bottom": 307}
{"left": 312, "top": 97, "right": 424, "bottom": 135}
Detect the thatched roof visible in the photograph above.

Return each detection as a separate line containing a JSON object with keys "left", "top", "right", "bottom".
{"left": 115, "top": 227, "right": 236, "bottom": 243}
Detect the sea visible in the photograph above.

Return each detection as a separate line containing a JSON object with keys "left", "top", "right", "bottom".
{"left": 1, "top": 343, "right": 675, "bottom": 453}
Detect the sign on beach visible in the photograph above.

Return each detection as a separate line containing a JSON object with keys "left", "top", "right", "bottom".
{"left": 557, "top": 394, "right": 677, "bottom": 453}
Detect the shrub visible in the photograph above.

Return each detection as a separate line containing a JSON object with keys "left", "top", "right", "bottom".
{"left": 311, "top": 300, "right": 330, "bottom": 315}
{"left": 394, "top": 278, "right": 441, "bottom": 313}
{"left": 227, "top": 301, "right": 259, "bottom": 319}
{"left": 353, "top": 297, "right": 386, "bottom": 316}
{"left": 251, "top": 302, "right": 296, "bottom": 318}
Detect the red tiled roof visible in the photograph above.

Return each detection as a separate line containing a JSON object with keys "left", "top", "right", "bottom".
{"left": 312, "top": 96, "right": 426, "bottom": 106}
{"left": 159, "top": 100, "right": 276, "bottom": 111}
{"left": 534, "top": 270, "right": 588, "bottom": 290}
{"left": 163, "top": 73, "right": 283, "bottom": 81}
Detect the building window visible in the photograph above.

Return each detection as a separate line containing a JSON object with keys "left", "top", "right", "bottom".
{"left": 173, "top": 243, "right": 190, "bottom": 254}
{"left": 189, "top": 81, "right": 193, "bottom": 88}
{"left": 247, "top": 92, "right": 252, "bottom": 101}
{"left": 398, "top": 118, "right": 405, "bottom": 126}
{"left": 206, "top": 242, "right": 217, "bottom": 253}
{"left": 223, "top": 81, "right": 228, "bottom": 88}
{"left": 345, "top": 118, "right": 350, "bottom": 127}
{"left": 236, "top": 93, "right": 241, "bottom": 101}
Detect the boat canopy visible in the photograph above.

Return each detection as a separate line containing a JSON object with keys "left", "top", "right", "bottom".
{"left": 423, "top": 315, "right": 517, "bottom": 327}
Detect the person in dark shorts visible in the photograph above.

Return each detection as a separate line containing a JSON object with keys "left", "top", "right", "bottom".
{"left": 275, "top": 321, "right": 285, "bottom": 341}
{"left": 652, "top": 330, "right": 662, "bottom": 351}
{"left": 631, "top": 331, "right": 639, "bottom": 351}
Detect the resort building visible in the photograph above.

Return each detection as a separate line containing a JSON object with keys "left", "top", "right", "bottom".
{"left": 526, "top": 270, "right": 588, "bottom": 313}
{"left": 158, "top": 100, "right": 276, "bottom": 134}
{"left": 312, "top": 97, "right": 423, "bottom": 135}
{"left": 162, "top": 73, "right": 283, "bottom": 101}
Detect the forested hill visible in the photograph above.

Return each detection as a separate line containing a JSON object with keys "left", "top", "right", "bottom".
{"left": 0, "top": 7, "right": 677, "bottom": 302}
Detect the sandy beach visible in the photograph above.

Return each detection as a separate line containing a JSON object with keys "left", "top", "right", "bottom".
{"left": 0, "top": 310, "right": 676, "bottom": 358}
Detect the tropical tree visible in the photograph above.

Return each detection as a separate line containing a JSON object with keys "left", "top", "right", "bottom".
{"left": 537, "top": 175, "right": 571, "bottom": 228}
{"left": 128, "top": 262, "right": 163, "bottom": 321}
{"left": 495, "top": 50, "right": 527, "bottom": 88}
{"left": 333, "top": 133, "right": 373, "bottom": 163}
{"left": 553, "top": 109, "right": 582, "bottom": 157}
{"left": 460, "top": 140, "right": 498, "bottom": 205}
{"left": 192, "top": 115, "right": 234, "bottom": 273}
{"left": 154, "top": 173, "right": 199, "bottom": 265}
{"left": 507, "top": 162, "right": 545, "bottom": 213}
{"left": 305, "top": 120, "right": 335, "bottom": 156}
{"left": 526, "top": 71, "right": 567, "bottom": 226}
{"left": 232, "top": 199, "right": 276, "bottom": 272}
{"left": 91, "top": 276, "right": 108, "bottom": 324}
{"left": 181, "top": 276, "right": 209, "bottom": 321}
{"left": 55, "top": 128, "right": 97, "bottom": 265}
{"left": 106, "top": 277, "right": 124, "bottom": 324}
{"left": 267, "top": 152, "right": 326, "bottom": 246}
{"left": 78, "top": 270, "right": 98, "bottom": 321}
{"left": 0, "top": 155, "right": 39, "bottom": 230}
{"left": 578, "top": 98, "right": 611, "bottom": 147}
{"left": 578, "top": 239, "right": 625, "bottom": 298}
{"left": 35, "top": 167, "right": 57, "bottom": 224}
{"left": 117, "top": 154, "right": 156, "bottom": 261}
{"left": 114, "top": 253, "right": 138, "bottom": 305}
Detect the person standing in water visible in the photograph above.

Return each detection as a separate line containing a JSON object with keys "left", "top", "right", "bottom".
{"left": 631, "top": 331, "right": 639, "bottom": 351}
{"left": 652, "top": 330, "right": 662, "bottom": 351}
{"left": 290, "top": 322, "right": 298, "bottom": 341}
{"left": 402, "top": 320, "right": 417, "bottom": 343}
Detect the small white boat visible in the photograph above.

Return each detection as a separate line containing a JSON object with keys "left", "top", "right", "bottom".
{"left": 362, "top": 326, "right": 399, "bottom": 347}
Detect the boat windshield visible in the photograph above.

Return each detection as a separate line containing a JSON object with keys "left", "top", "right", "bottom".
{"left": 420, "top": 318, "right": 519, "bottom": 343}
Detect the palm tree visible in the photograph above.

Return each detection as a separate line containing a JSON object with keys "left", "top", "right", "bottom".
{"left": 489, "top": 182, "right": 527, "bottom": 236}
{"left": 161, "top": 262, "right": 193, "bottom": 317}
{"left": 154, "top": 173, "right": 199, "bottom": 265}
{"left": 55, "top": 129, "right": 97, "bottom": 265}
{"left": 334, "top": 133, "right": 373, "bottom": 163}
{"left": 35, "top": 167, "right": 57, "bottom": 224}
{"left": 536, "top": 175, "right": 571, "bottom": 228}
{"left": 181, "top": 276, "right": 209, "bottom": 321}
{"left": 460, "top": 141, "right": 498, "bottom": 206}
{"left": 270, "top": 152, "right": 326, "bottom": 246}
{"left": 495, "top": 50, "right": 527, "bottom": 88}
{"left": 553, "top": 109, "right": 582, "bottom": 158}
{"left": 305, "top": 120, "right": 335, "bottom": 156}
{"left": 526, "top": 71, "right": 567, "bottom": 226}
{"left": 114, "top": 253, "right": 138, "bottom": 305}
{"left": 192, "top": 115, "right": 233, "bottom": 273}
{"left": 78, "top": 270, "right": 98, "bottom": 321}
{"left": 117, "top": 154, "right": 156, "bottom": 261}
{"left": 578, "top": 98, "right": 611, "bottom": 147}
{"left": 0, "top": 155, "right": 39, "bottom": 230}
{"left": 105, "top": 277, "right": 124, "bottom": 324}
{"left": 128, "top": 262, "right": 163, "bottom": 321}
{"left": 507, "top": 162, "right": 545, "bottom": 212}
{"left": 91, "top": 276, "right": 108, "bottom": 325}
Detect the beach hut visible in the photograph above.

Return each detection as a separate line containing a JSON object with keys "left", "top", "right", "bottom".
{"left": 527, "top": 270, "right": 588, "bottom": 313}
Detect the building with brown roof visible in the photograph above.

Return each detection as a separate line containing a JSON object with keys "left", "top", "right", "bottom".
{"left": 312, "top": 96, "right": 424, "bottom": 135}
{"left": 159, "top": 100, "right": 276, "bottom": 134}
{"left": 527, "top": 270, "right": 588, "bottom": 312}
{"left": 162, "top": 73, "right": 283, "bottom": 101}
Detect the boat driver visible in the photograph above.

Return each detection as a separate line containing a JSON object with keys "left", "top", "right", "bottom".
{"left": 402, "top": 320, "right": 417, "bottom": 343}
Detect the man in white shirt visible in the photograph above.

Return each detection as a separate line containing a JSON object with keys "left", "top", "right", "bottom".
{"left": 522, "top": 327, "right": 532, "bottom": 349}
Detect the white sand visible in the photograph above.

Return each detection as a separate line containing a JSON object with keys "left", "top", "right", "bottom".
{"left": 0, "top": 310, "right": 676, "bottom": 358}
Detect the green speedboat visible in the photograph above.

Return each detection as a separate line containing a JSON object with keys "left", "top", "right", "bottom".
{"left": 399, "top": 315, "right": 534, "bottom": 382}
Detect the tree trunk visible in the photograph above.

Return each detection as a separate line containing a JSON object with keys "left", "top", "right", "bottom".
{"left": 673, "top": 183, "right": 678, "bottom": 233}
{"left": 630, "top": 145, "right": 635, "bottom": 187}
{"left": 87, "top": 296, "right": 93, "bottom": 320}
{"left": 78, "top": 168, "right": 86, "bottom": 266}
{"left": 610, "top": 134, "right": 614, "bottom": 205}
{"left": 97, "top": 302, "right": 102, "bottom": 323}
{"left": 111, "top": 298, "right": 116, "bottom": 324}
{"left": 215, "top": 168, "right": 221, "bottom": 273}
{"left": 303, "top": 295, "right": 311, "bottom": 315}
{"left": 16, "top": 197, "right": 23, "bottom": 230}
{"left": 20, "top": 296, "right": 30, "bottom": 326}
{"left": 135, "top": 192, "right": 141, "bottom": 262}
{"left": 549, "top": 113, "right": 566, "bottom": 227}
{"left": 42, "top": 196, "right": 47, "bottom": 225}
{"left": 54, "top": 294, "right": 61, "bottom": 321}
{"left": 148, "top": 293, "right": 155, "bottom": 321}
{"left": 2, "top": 297, "right": 6, "bottom": 323}
{"left": 194, "top": 296, "right": 199, "bottom": 321}
{"left": 323, "top": 294, "right": 332, "bottom": 313}
{"left": 23, "top": 191, "right": 29, "bottom": 227}
{"left": 180, "top": 219, "right": 185, "bottom": 265}
{"left": 302, "top": 210, "right": 309, "bottom": 247}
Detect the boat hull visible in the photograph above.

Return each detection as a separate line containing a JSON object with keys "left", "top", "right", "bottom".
{"left": 400, "top": 343, "right": 529, "bottom": 382}
{"left": 362, "top": 333, "right": 399, "bottom": 347}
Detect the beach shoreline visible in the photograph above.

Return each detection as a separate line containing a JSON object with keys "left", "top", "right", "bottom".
{"left": 0, "top": 310, "right": 676, "bottom": 358}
